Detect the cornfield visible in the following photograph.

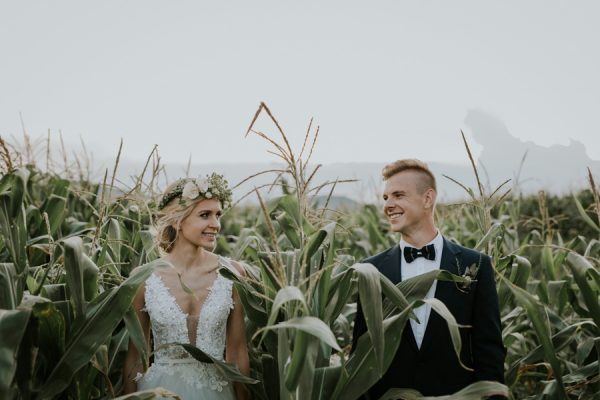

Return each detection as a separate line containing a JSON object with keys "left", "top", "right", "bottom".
{"left": 0, "top": 104, "right": 599, "bottom": 399}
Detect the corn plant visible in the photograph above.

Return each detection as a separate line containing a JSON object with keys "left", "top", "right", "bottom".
{"left": 439, "top": 137, "right": 600, "bottom": 399}
{"left": 3, "top": 110, "right": 599, "bottom": 399}
{"left": 0, "top": 153, "right": 168, "bottom": 399}
{"left": 216, "top": 103, "right": 506, "bottom": 400}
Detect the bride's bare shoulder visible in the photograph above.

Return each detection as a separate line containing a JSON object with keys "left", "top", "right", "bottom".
{"left": 129, "top": 259, "right": 171, "bottom": 278}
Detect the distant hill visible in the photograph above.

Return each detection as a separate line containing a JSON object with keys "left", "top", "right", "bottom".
{"left": 107, "top": 110, "right": 599, "bottom": 204}
{"left": 466, "top": 109, "right": 600, "bottom": 195}
{"left": 112, "top": 160, "right": 480, "bottom": 204}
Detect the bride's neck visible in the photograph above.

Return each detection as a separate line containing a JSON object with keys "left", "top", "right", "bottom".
{"left": 165, "top": 245, "right": 215, "bottom": 272}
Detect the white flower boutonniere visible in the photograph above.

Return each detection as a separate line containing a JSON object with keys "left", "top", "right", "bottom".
{"left": 459, "top": 263, "right": 480, "bottom": 290}
{"left": 454, "top": 255, "right": 483, "bottom": 292}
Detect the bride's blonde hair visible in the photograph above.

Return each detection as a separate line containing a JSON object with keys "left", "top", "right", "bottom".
{"left": 154, "top": 180, "right": 204, "bottom": 253}
{"left": 154, "top": 175, "right": 231, "bottom": 252}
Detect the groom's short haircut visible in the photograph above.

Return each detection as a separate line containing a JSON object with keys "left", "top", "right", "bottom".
{"left": 382, "top": 159, "right": 437, "bottom": 193}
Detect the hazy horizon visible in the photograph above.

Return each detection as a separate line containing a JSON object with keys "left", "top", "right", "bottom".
{"left": 2, "top": 1, "right": 599, "bottom": 167}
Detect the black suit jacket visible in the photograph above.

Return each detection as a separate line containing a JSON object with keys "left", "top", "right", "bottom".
{"left": 352, "top": 237, "right": 505, "bottom": 398}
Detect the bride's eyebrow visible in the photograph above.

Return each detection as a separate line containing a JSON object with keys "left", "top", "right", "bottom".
{"left": 197, "top": 209, "right": 220, "bottom": 214}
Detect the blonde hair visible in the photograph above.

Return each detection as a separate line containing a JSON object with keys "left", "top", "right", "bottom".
{"left": 155, "top": 180, "right": 205, "bottom": 253}
{"left": 382, "top": 159, "right": 437, "bottom": 193}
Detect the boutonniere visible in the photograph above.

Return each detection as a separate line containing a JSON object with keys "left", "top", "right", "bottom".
{"left": 455, "top": 256, "right": 482, "bottom": 292}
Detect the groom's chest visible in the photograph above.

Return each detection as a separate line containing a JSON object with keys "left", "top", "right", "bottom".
{"left": 385, "top": 252, "right": 478, "bottom": 324}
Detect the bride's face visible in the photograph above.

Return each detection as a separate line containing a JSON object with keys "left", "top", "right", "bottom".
{"left": 176, "top": 198, "right": 222, "bottom": 250}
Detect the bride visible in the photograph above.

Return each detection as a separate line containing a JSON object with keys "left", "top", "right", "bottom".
{"left": 123, "top": 174, "right": 249, "bottom": 399}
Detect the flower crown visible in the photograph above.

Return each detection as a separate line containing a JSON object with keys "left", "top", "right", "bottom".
{"left": 158, "top": 173, "right": 233, "bottom": 210}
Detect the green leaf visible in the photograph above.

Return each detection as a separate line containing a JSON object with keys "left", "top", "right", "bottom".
{"left": 512, "top": 255, "right": 531, "bottom": 290}
{"left": 506, "top": 320, "right": 594, "bottom": 385}
{"left": 474, "top": 223, "right": 504, "bottom": 252}
{"left": 276, "top": 194, "right": 302, "bottom": 228}
{"left": 32, "top": 301, "right": 66, "bottom": 368}
{"left": 379, "top": 380, "right": 508, "bottom": 400}
{"left": 423, "top": 298, "right": 468, "bottom": 370}
{"left": 0, "top": 263, "right": 18, "bottom": 309}
{"left": 81, "top": 253, "right": 99, "bottom": 302}
{"left": 296, "top": 334, "right": 319, "bottom": 398}
{"left": 107, "top": 217, "right": 123, "bottom": 271}
{"left": 259, "top": 316, "right": 341, "bottom": 351}
{"left": 219, "top": 267, "right": 268, "bottom": 326}
{"left": 277, "top": 212, "right": 301, "bottom": 248}
{"left": 179, "top": 343, "right": 259, "bottom": 384}
{"left": 352, "top": 263, "right": 384, "bottom": 371}
{"left": 90, "top": 344, "right": 109, "bottom": 376}
{"left": 0, "top": 192, "right": 29, "bottom": 275}
{"left": 277, "top": 327, "right": 291, "bottom": 400}
{"left": 304, "top": 222, "right": 336, "bottom": 263}
{"left": 37, "top": 260, "right": 162, "bottom": 397}
{"left": 108, "top": 327, "right": 128, "bottom": 375}
{"left": 113, "top": 388, "right": 182, "bottom": 399}
{"left": 566, "top": 253, "right": 600, "bottom": 331}
{"left": 398, "top": 269, "right": 468, "bottom": 304}
{"left": 332, "top": 309, "right": 412, "bottom": 400}
{"left": 541, "top": 245, "right": 557, "bottom": 281}
{"left": 42, "top": 194, "right": 67, "bottom": 236}
{"left": 499, "top": 274, "right": 568, "bottom": 397}
{"left": 62, "top": 236, "right": 87, "bottom": 318}
{"left": 268, "top": 286, "right": 308, "bottom": 328}
{"left": 573, "top": 193, "right": 600, "bottom": 233}
{"left": 547, "top": 280, "right": 568, "bottom": 313}
{"left": 7, "top": 168, "right": 30, "bottom": 218}
{"left": 0, "top": 309, "right": 31, "bottom": 397}
{"left": 312, "top": 364, "right": 342, "bottom": 400}
{"left": 123, "top": 307, "right": 148, "bottom": 371}
{"left": 284, "top": 330, "right": 309, "bottom": 390}
{"left": 139, "top": 230, "right": 160, "bottom": 262}
{"left": 323, "top": 268, "right": 354, "bottom": 323}
{"left": 379, "top": 273, "right": 410, "bottom": 316}
{"left": 316, "top": 224, "right": 337, "bottom": 318}
{"left": 562, "top": 361, "right": 599, "bottom": 384}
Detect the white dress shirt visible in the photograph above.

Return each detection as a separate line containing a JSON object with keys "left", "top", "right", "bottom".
{"left": 400, "top": 231, "right": 443, "bottom": 349}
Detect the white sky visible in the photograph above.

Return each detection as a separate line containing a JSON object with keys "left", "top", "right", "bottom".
{"left": 1, "top": 1, "right": 599, "bottom": 166}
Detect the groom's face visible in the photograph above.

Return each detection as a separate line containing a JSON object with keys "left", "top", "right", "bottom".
{"left": 382, "top": 171, "right": 432, "bottom": 235}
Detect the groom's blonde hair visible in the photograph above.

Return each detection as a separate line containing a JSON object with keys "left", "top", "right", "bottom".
{"left": 382, "top": 159, "right": 437, "bottom": 193}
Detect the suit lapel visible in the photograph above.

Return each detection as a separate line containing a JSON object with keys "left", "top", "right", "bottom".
{"left": 419, "top": 237, "right": 461, "bottom": 353}
{"left": 378, "top": 245, "right": 402, "bottom": 284}
{"left": 374, "top": 245, "right": 420, "bottom": 351}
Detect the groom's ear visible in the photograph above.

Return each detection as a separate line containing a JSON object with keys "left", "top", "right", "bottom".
{"left": 423, "top": 187, "right": 436, "bottom": 209}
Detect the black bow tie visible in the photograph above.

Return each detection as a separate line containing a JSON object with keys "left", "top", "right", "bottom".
{"left": 403, "top": 244, "right": 436, "bottom": 263}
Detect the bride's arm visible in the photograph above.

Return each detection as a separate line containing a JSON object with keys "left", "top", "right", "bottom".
{"left": 123, "top": 282, "right": 150, "bottom": 394}
{"left": 226, "top": 261, "right": 250, "bottom": 400}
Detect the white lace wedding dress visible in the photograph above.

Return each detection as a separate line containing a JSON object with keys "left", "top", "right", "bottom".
{"left": 136, "top": 257, "right": 236, "bottom": 399}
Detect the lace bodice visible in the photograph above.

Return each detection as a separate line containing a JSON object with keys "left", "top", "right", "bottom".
{"left": 139, "top": 257, "right": 235, "bottom": 392}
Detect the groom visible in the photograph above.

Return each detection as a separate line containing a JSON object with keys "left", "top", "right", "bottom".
{"left": 352, "top": 159, "right": 505, "bottom": 398}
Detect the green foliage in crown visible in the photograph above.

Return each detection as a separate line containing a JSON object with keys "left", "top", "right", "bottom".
{"left": 158, "top": 173, "right": 232, "bottom": 210}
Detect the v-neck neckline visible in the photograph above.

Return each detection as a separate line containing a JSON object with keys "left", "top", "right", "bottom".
{"left": 151, "top": 269, "right": 222, "bottom": 322}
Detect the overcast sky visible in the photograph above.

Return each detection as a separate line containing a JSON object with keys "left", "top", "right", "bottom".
{"left": 1, "top": 1, "right": 599, "bottom": 167}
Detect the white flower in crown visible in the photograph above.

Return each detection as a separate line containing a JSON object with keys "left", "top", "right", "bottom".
{"left": 197, "top": 177, "right": 210, "bottom": 192}
{"left": 205, "top": 191, "right": 213, "bottom": 199}
{"left": 182, "top": 181, "right": 200, "bottom": 200}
